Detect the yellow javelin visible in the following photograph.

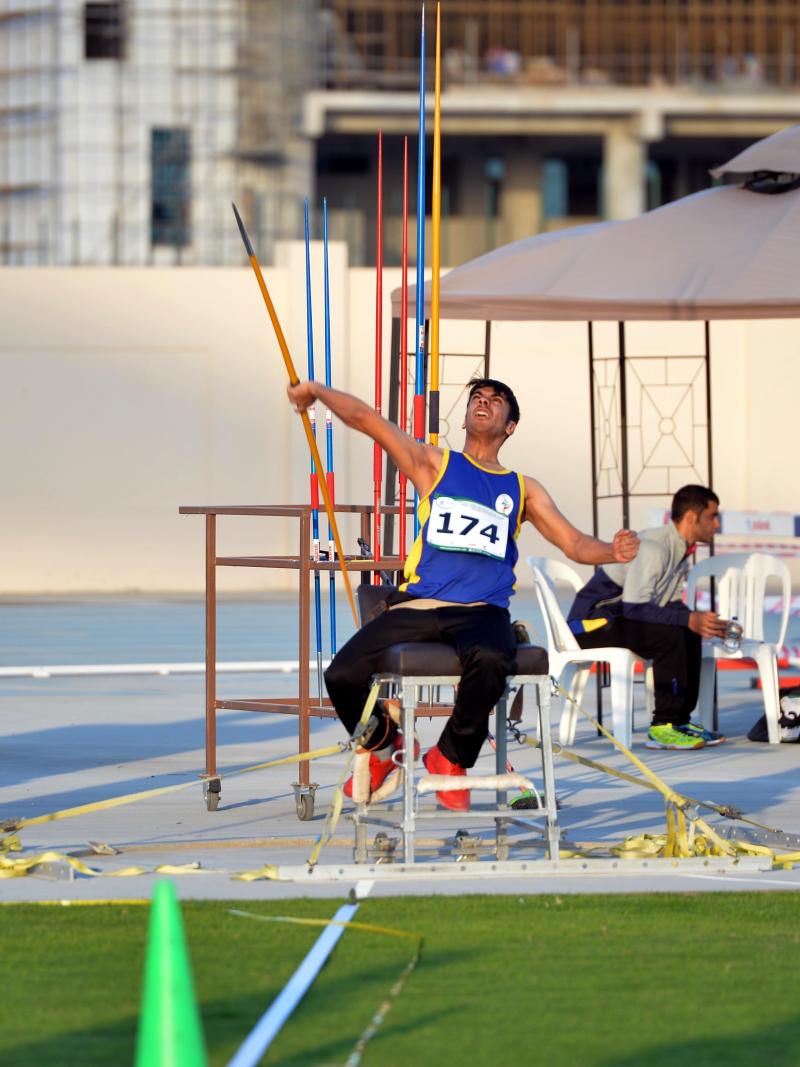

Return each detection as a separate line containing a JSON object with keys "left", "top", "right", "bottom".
{"left": 232, "top": 203, "right": 358, "bottom": 627}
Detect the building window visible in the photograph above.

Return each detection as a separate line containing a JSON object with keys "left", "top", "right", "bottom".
{"left": 84, "top": 2, "right": 126, "bottom": 61}
{"left": 542, "top": 160, "right": 568, "bottom": 220}
{"left": 150, "top": 129, "right": 191, "bottom": 249}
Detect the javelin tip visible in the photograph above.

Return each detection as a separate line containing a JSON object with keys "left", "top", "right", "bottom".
{"left": 231, "top": 202, "right": 254, "bottom": 257}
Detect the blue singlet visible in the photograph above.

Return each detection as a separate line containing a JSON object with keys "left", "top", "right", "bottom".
{"left": 400, "top": 450, "right": 525, "bottom": 609}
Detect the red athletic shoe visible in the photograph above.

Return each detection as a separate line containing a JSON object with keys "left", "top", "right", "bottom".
{"left": 343, "top": 732, "right": 418, "bottom": 799}
{"left": 422, "top": 744, "right": 470, "bottom": 811}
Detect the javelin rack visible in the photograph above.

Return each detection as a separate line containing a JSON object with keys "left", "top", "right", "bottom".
{"left": 179, "top": 503, "right": 444, "bottom": 820}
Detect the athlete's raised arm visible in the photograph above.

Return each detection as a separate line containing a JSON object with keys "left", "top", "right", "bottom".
{"left": 288, "top": 380, "right": 442, "bottom": 497}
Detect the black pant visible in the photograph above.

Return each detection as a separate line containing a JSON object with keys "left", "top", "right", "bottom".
{"left": 576, "top": 618, "right": 701, "bottom": 726}
{"left": 324, "top": 604, "right": 516, "bottom": 768}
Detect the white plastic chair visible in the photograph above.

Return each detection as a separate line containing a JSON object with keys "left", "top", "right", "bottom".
{"left": 527, "top": 556, "right": 654, "bottom": 748}
{"left": 686, "top": 552, "right": 791, "bottom": 744}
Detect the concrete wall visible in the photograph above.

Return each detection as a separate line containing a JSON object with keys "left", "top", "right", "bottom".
{"left": 1, "top": 258, "right": 797, "bottom": 592}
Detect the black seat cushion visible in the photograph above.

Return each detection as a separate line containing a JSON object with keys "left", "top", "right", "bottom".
{"left": 375, "top": 642, "right": 548, "bottom": 678}
{"left": 358, "top": 585, "right": 550, "bottom": 676}
{"left": 515, "top": 644, "right": 549, "bottom": 675}
{"left": 376, "top": 642, "right": 462, "bottom": 676}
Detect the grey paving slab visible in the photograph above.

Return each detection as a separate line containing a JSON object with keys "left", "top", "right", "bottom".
{"left": 2, "top": 656, "right": 800, "bottom": 901}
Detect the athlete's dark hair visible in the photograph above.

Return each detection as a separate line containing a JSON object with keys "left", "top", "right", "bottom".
{"left": 467, "top": 378, "right": 520, "bottom": 425}
{"left": 671, "top": 484, "right": 719, "bottom": 521}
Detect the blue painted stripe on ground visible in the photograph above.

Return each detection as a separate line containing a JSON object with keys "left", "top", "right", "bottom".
{"left": 226, "top": 901, "right": 361, "bottom": 1067}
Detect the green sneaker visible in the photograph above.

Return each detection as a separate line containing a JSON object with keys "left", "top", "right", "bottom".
{"left": 676, "top": 722, "right": 726, "bottom": 746}
{"left": 645, "top": 724, "right": 705, "bottom": 750}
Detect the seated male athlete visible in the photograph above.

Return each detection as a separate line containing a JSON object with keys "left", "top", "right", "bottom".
{"left": 568, "top": 484, "right": 728, "bottom": 750}
{"left": 287, "top": 377, "right": 638, "bottom": 810}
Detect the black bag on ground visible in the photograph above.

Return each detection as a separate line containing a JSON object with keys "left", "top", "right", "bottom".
{"left": 747, "top": 690, "right": 800, "bottom": 742}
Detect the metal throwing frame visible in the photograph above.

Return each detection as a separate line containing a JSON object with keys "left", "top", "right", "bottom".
{"left": 352, "top": 673, "right": 560, "bottom": 864}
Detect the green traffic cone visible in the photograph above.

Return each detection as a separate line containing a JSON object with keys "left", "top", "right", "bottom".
{"left": 134, "top": 881, "right": 208, "bottom": 1067}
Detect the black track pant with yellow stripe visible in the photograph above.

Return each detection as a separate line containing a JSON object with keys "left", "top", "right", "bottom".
{"left": 576, "top": 618, "right": 701, "bottom": 726}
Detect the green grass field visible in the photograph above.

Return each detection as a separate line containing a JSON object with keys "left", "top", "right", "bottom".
{"left": 3, "top": 893, "right": 800, "bottom": 1066}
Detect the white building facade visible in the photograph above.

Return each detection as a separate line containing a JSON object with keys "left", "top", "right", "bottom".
{"left": 0, "top": 0, "right": 315, "bottom": 266}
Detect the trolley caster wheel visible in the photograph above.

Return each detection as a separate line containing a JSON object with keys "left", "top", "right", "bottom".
{"left": 292, "top": 783, "right": 318, "bottom": 822}
{"left": 203, "top": 779, "right": 221, "bottom": 812}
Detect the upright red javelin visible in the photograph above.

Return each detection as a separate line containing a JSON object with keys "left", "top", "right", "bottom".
{"left": 399, "top": 135, "right": 410, "bottom": 560}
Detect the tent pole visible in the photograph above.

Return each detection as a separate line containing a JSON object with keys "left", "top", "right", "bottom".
{"left": 588, "top": 321, "right": 598, "bottom": 540}
{"left": 589, "top": 320, "right": 604, "bottom": 730}
{"left": 704, "top": 320, "right": 714, "bottom": 491}
{"left": 618, "top": 321, "right": 630, "bottom": 530}
{"left": 705, "top": 319, "right": 719, "bottom": 730}
{"left": 602, "top": 319, "right": 632, "bottom": 729}
{"left": 484, "top": 320, "right": 492, "bottom": 377}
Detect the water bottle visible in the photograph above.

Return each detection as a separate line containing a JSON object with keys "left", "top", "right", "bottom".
{"left": 723, "top": 616, "right": 743, "bottom": 654}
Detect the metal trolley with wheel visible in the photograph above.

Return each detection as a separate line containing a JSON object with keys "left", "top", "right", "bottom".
{"left": 180, "top": 503, "right": 402, "bottom": 820}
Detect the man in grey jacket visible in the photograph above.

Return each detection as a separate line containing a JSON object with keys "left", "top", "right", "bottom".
{"left": 567, "top": 485, "right": 729, "bottom": 750}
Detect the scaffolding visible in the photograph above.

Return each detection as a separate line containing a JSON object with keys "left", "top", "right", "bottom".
{"left": 323, "top": 0, "right": 800, "bottom": 91}
{"left": 0, "top": 0, "right": 319, "bottom": 265}
{"left": 3, "top": 1, "right": 800, "bottom": 266}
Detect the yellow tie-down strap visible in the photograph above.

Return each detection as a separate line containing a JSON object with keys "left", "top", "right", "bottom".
{"left": 1, "top": 684, "right": 383, "bottom": 880}
{"left": 306, "top": 683, "right": 380, "bottom": 872}
{"left": 0, "top": 740, "right": 346, "bottom": 875}
{"left": 520, "top": 680, "right": 800, "bottom": 869}
{"left": 0, "top": 854, "right": 211, "bottom": 881}
{"left": 236, "top": 682, "right": 382, "bottom": 880}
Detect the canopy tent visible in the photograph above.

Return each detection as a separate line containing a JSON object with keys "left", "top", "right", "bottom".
{"left": 709, "top": 121, "right": 800, "bottom": 179}
{"left": 390, "top": 124, "right": 800, "bottom": 324}
{"left": 385, "top": 124, "right": 800, "bottom": 544}
{"left": 389, "top": 181, "right": 800, "bottom": 324}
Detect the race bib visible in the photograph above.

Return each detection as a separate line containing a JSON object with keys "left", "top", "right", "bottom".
{"left": 427, "top": 496, "right": 509, "bottom": 560}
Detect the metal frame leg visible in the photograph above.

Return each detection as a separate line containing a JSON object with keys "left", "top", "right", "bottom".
{"left": 495, "top": 689, "right": 509, "bottom": 807}
{"left": 536, "top": 680, "right": 560, "bottom": 861}
{"left": 354, "top": 804, "right": 369, "bottom": 863}
{"left": 204, "top": 514, "right": 217, "bottom": 780}
{"left": 495, "top": 687, "right": 510, "bottom": 860}
{"left": 401, "top": 680, "right": 417, "bottom": 863}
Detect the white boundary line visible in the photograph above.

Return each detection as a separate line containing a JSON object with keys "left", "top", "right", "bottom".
{"left": 0, "top": 659, "right": 331, "bottom": 679}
